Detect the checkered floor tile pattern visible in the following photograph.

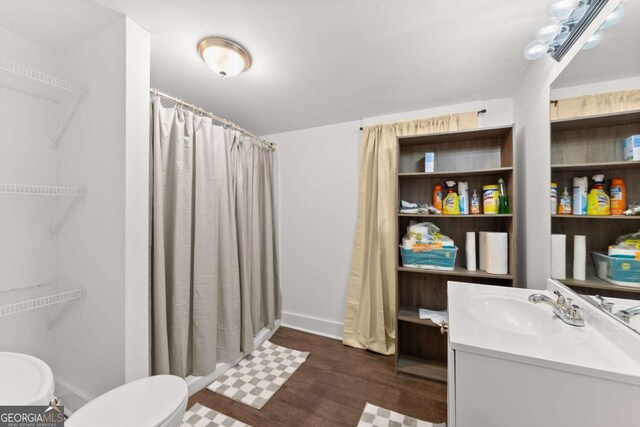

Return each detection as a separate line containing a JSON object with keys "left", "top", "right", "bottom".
{"left": 357, "top": 403, "right": 445, "bottom": 427}
{"left": 207, "top": 340, "right": 310, "bottom": 410}
{"left": 181, "top": 403, "right": 251, "bottom": 427}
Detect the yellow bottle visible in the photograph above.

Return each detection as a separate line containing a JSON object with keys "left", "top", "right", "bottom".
{"left": 442, "top": 180, "right": 460, "bottom": 215}
{"left": 587, "top": 174, "right": 610, "bottom": 216}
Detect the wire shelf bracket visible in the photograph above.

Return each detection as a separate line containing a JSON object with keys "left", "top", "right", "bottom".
{"left": 49, "top": 196, "right": 83, "bottom": 239}
{"left": 51, "top": 94, "right": 83, "bottom": 149}
{"left": 0, "top": 60, "right": 88, "bottom": 149}
{"left": 0, "top": 283, "right": 87, "bottom": 328}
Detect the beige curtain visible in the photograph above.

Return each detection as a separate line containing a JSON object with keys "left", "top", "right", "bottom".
{"left": 343, "top": 112, "right": 478, "bottom": 355}
{"left": 550, "top": 89, "right": 640, "bottom": 120}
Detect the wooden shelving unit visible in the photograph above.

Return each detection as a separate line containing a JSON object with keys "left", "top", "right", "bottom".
{"left": 550, "top": 109, "right": 640, "bottom": 300}
{"left": 395, "top": 125, "right": 516, "bottom": 382}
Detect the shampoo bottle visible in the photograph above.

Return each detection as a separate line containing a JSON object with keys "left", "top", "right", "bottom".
{"left": 442, "top": 181, "right": 460, "bottom": 215}
{"left": 587, "top": 174, "right": 610, "bottom": 216}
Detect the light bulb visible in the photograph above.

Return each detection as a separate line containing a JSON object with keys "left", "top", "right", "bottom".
{"left": 582, "top": 31, "right": 603, "bottom": 50}
{"left": 524, "top": 40, "right": 549, "bottom": 60}
{"left": 535, "top": 19, "right": 563, "bottom": 44}
{"left": 548, "top": 0, "right": 580, "bottom": 21}
{"left": 600, "top": 3, "right": 625, "bottom": 29}
{"left": 201, "top": 46, "right": 246, "bottom": 77}
{"left": 565, "top": 4, "right": 589, "bottom": 25}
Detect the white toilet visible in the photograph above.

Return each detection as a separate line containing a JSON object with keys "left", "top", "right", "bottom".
{"left": 66, "top": 375, "right": 188, "bottom": 427}
{"left": 0, "top": 352, "right": 55, "bottom": 405}
{"left": 0, "top": 352, "right": 188, "bottom": 427}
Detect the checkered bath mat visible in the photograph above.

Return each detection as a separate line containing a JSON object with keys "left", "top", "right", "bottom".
{"left": 181, "top": 403, "right": 251, "bottom": 427}
{"left": 357, "top": 403, "right": 445, "bottom": 427}
{"left": 207, "top": 340, "right": 309, "bottom": 409}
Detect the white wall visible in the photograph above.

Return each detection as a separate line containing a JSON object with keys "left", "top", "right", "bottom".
{"left": 0, "top": 25, "right": 65, "bottom": 385}
{"left": 0, "top": 16, "right": 150, "bottom": 411}
{"left": 56, "top": 17, "right": 128, "bottom": 404}
{"left": 124, "top": 17, "right": 151, "bottom": 383}
{"left": 265, "top": 98, "right": 513, "bottom": 338}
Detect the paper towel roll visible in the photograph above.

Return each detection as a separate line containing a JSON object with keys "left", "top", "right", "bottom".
{"left": 466, "top": 232, "right": 476, "bottom": 272}
{"left": 479, "top": 232, "right": 487, "bottom": 271}
{"left": 573, "top": 235, "right": 586, "bottom": 281}
{"left": 486, "top": 232, "right": 508, "bottom": 275}
{"left": 551, "top": 234, "right": 566, "bottom": 280}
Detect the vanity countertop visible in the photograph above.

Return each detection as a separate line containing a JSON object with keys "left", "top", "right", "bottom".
{"left": 448, "top": 281, "right": 640, "bottom": 385}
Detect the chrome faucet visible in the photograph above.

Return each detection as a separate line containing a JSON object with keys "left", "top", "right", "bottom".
{"left": 594, "top": 295, "right": 615, "bottom": 313}
{"left": 528, "top": 290, "right": 585, "bottom": 327}
{"left": 615, "top": 306, "right": 640, "bottom": 324}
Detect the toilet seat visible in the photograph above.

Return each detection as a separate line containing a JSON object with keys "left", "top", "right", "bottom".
{"left": 66, "top": 375, "right": 188, "bottom": 427}
{"left": 0, "top": 352, "right": 54, "bottom": 405}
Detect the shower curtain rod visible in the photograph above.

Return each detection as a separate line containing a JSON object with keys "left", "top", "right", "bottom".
{"left": 150, "top": 88, "right": 277, "bottom": 151}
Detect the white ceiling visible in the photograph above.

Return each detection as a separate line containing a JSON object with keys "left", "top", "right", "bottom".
{"left": 93, "top": 0, "right": 548, "bottom": 135}
{"left": 1, "top": 1, "right": 637, "bottom": 135}
{"left": 0, "top": 0, "right": 121, "bottom": 53}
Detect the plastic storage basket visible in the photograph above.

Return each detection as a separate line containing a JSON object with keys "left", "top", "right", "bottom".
{"left": 400, "top": 246, "right": 457, "bottom": 271}
{"left": 592, "top": 251, "right": 640, "bottom": 288}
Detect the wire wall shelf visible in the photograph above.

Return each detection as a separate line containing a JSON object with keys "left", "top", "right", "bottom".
{"left": 0, "top": 283, "right": 86, "bottom": 319}
{"left": 0, "top": 60, "right": 88, "bottom": 101}
{"left": 0, "top": 184, "right": 87, "bottom": 197}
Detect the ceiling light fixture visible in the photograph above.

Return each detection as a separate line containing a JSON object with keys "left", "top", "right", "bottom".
{"left": 197, "top": 37, "right": 251, "bottom": 77}
{"left": 524, "top": 0, "right": 625, "bottom": 61}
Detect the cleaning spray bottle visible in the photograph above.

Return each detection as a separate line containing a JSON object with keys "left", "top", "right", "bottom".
{"left": 587, "top": 174, "right": 610, "bottom": 216}
{"left": 442, "top": 181, "right": 460, "bottom": 215}
{"left": 559, "top": 187, "right": 572, "bottom": 215}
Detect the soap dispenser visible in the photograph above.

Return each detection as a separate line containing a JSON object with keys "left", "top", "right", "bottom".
{"left": 587, "top": 174, "right": 610, "bottom": 216}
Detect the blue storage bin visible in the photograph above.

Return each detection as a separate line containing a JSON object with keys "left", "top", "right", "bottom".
{"left": 400, "top": 246, "right": 457, "bottom": 271}
{"left": 592, "top": 251, "right": 640, "bottom": 287}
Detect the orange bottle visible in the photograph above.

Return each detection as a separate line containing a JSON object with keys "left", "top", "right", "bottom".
{"left": 610, "top": 178, "right": 626, "bottom": 215}
{"left": 433, "top": 184, "right": 443, "bottom": 211}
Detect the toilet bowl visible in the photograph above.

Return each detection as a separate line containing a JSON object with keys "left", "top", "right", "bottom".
{"left": 0, "top": 352, "right": 55, "bottom": 405}
{"left": 66, "top": 375, "right": 188, "bottom": 427}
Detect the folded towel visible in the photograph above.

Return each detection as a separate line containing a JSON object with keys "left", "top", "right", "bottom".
{"left": 419, "top": 308, "right": 448, "bottom": 326}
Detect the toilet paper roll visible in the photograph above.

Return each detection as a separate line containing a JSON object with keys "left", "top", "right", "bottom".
{"left": 479, "top": 232, "right": 487, "bottom": 271}
{"left": 573, "top": 235, "right": 587, "bottom": 281}
{"left": 486, "top": 232, "right": 508, "bottom": 275}
{"left": 551, "top": 234, "right": 566, "bottom": 280}
{"left": 466, "top": 232, "right": 477, "bottom": 272}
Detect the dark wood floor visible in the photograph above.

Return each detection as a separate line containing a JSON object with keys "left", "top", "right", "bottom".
{"left": 189, "top": 327, "right": 447, "bottom": 426}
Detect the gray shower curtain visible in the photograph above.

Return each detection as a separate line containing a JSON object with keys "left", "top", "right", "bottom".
{"left": 151, "top": 96, "right": 280, "bottom": 377}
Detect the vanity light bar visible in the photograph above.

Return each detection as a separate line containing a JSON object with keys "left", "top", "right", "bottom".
{"left": 552, "top": 0, "right": 609, "bottom": 61}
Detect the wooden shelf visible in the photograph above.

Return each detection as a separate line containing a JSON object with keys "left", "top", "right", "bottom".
{"left": 398, "top": 166, "right": 512, "bottom": 179}
{"left": 399, "top": 213, "right": 512, "bottom": 218}
{"left": 397, "top": 308, "right": 441, "bottom": 327}
{"left": 551, "top": 160, "right": 640, "bottom": 172}
{"left": 397, "top": 266, "right": 513, "bottom": 280}
{"left": 551, "top": 110, "right": 640, "bottom": 131}
{"left": 397, "top": 354, "right": 447, "bottom": 382}
{"left": 561, "top": 277, "right": 640, "bottom": 294}
{"left": 552, "top": 214, "right": 640, "bottom": 220}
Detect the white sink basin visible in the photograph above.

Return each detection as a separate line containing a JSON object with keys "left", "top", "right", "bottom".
{"left": 464, "top": 293, "right": 561, "bottom": 337}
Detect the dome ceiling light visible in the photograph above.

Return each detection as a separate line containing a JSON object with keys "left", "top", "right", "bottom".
{"left": 197, "top": 37, "right": 252, "bottom": 77}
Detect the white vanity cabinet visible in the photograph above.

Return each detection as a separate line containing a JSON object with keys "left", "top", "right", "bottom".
{"left": 447, "top": 280, "right": 640, "bottom": 427}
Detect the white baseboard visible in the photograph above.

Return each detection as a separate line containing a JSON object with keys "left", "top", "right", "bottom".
{"left": 185, "top": 320, "right": 281, "bottom": 395}
{"left": 55, "top": 377, "right": 93, "bottom": 416}
{"left": 281, "top": 311, "right": 343, "bottom": 340}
